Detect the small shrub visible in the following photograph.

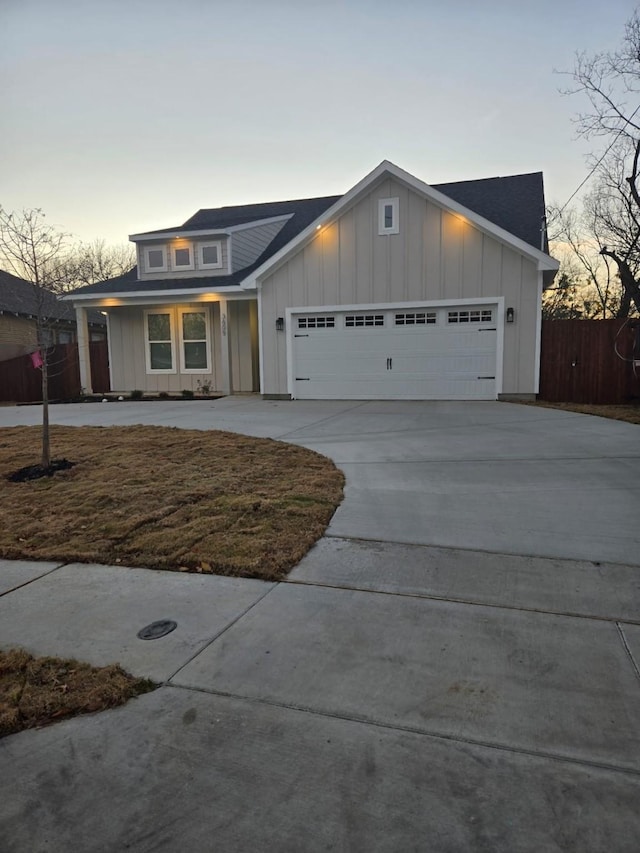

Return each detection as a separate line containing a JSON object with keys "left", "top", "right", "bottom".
{"left": 130, "top": 390, "right": 144, "bottom": 400}
{"left": 158, "top": 392, "right": 169, "bottom": 400}
{"left": 196, "top": 379, "right": 212, "bottom": 396}
{"left": 181, "top": 389, "right": 195, "bottom": 399}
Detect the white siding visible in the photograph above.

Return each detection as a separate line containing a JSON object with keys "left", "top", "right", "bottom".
{"left": 260, "top": 177, "right": 540, "bottom": 397}
{"left": 229, "top": 301, "right": 259, "bottom": 392}
{"left": 108, "top": 303, "right": 216, "bottom": 394}
{"left": 107, "top": 299, "right": 257, "bottom": 394}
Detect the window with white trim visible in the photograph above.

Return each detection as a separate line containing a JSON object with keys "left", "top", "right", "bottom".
{"left": 378, "top": 197, "right": 399, "bottom": 235}
{"left": 198, "top": 241, "right": 223, "bottom": 270}
{"left": 297, "top": 316, "right": 335, "bottom": 329}
{"left": 144, "top": 246, "right": 167, "bottom": 273}
{"left": 395, "top": 312, "right": 437, "bottom": 326}
{"left": 179, "top": 309, "right": 211, "bottom": 372}
{"left": 447, "top": 309, "right": 493, "bottom": 324}
{"left": 145, "top": 311, "right": 175, "bottom": 373}
{"left": 172, "top": 244, "right": 194, "bottom": 271}
{"left": 345, "top": 314, "right": 385, "bottom": 327}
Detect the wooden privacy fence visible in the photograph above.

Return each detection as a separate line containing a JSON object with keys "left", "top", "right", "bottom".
{"left": 0, "top": 341, "right": 110, "bottom": 403}
{"left": 0, "top": 325, "right": 637, "bottom": 405}
{"left": 539, "top": 319, "right": 640, "bottom": 404}
{"left": 89, "top": 340, "right": 110, "bottom": 393}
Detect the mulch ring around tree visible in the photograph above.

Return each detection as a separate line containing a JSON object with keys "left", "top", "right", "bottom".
{"left": 7, "top": 459, "right": 75, "bottom": 483}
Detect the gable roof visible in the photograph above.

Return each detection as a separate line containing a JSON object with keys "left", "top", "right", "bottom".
{"left": 68, "top": 162, "right": 556, "bottom": 300}
{"left": 242, "top": 161, "right": 557, "bottom": 290}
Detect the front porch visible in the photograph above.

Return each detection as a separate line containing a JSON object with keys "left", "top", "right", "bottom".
{"left": 74, "top": 296, "right": 259, "bottom": 396}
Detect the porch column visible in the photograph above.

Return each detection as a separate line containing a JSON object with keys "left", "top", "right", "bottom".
{"left": 75, "top": 306, "right": 93, "bottom": 394}
{"left": 217, "top": 297, "right": 232, "bottom": 394}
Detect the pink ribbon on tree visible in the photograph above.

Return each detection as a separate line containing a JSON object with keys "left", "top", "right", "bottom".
{"left": 30, "top": 350, "right": 43, "bottom": 368}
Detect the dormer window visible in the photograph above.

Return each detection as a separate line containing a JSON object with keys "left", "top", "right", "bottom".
{"left": 145, "top": 246, "right": 167, "bottom": 272}
{"left": 172, "top": 243, "right": 194, "bottom": 271}
{"left": 198, "top": 241, "right": 223, "bottom": 270}
{"left": 378, "top": 197, "right": 399, "bottom": 235}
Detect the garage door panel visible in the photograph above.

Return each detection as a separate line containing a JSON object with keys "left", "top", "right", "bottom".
{"left": 296, "top": 354, "right": 387, "bottom": 380}
{"left": 291, "top": 305, "right": 498, "bottom": 400}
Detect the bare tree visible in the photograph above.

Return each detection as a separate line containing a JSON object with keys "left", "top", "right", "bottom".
{"left": 0, "top": 207, "right": 69, "bottom": 468}
{"left": 60, "top": 238, "right": 135, "bottom": 291}
{"left": 547, "top": 202, "right": 621, "bottom": 317}
{"left": 562, "top": 9, "right": 640, "bottom": 316}
{"left": 542, "top": 263, "right": 605, "bottom": 320}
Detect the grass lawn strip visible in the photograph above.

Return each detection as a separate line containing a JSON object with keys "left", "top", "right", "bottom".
{"left": 521, "top": 401, "right": 640, "bottom": 425}
{"left": 0, "top": 425, "right": 344, "bottom": 581}
{"left": 0, "top": 648, "right": 155, "bottom": 738}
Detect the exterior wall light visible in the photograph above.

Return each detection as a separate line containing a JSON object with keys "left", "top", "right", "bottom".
{"left": 506, "top": 307, "right": 515, "bottom": 323}
{"left": 275, "top": 317, "right": 285, "bottom": 332}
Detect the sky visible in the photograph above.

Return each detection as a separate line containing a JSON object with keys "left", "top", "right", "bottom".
{"left": 1, "top": 0, "right": 638, "bottom": 247}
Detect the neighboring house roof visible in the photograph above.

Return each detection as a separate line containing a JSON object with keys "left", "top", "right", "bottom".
{"left": 68, "top": 163, "right": 556, "bottom": 300}
{"left": 0, "top": 269, "right": 105, "bottom": 325}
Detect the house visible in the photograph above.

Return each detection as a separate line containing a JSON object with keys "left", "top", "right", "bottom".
{"left": 0, "top": 269, "right": 106, "bottom": 362}
{"left": 67, "top": 160, "right": 558, "bottom": 401}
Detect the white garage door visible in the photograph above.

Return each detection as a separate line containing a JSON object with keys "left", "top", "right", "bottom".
{"left": 291, "top": 304, "right": 498, "bottom": 400}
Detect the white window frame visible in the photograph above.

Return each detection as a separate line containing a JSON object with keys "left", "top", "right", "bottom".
{"left": 447, "top": 309, "right": 494, "bottom": 324}
{"left": 144, "top": 245, "right": 168, "bottom": 273}
{"left": 171, "top": 243, "right": 194, "bottom": 272}
{"left": 144, "top": 309, "right": 176, "bottom": 374}
{"left": 178, "top": 307, "right": 212, "bottom": 374}
{"left": 297, "top": 316, "right": 335, "bottom": 329}
{"left": 378, "top": 197, "right": 399, "bottom": 235}
{"left": 198, "top": 241, "right": 223, "bottom": 270}
{"left": 395, "top": 312, "right": 437, "bottom": 326}
{"left": 344, "top": 314, "right": 385, "bottom": 328}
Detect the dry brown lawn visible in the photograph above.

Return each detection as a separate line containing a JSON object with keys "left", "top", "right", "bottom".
{"left": 0, "top": 425, "right": 344, "bottom": 580}
{"left": 0, "top": 648, "right": 155, "bottom": 738}
{"left": 522, "top": 401, "right": 640, "bottom": 425}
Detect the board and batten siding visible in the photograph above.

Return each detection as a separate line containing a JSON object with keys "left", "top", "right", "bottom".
{"left": 260, "top": 177, "right": 541, "bottom": 397}
{"left": 107, "top": 300, "right": 257, "bottom": 393}
{"left": 137, "top": 238, "right": 230, "bottom": 280}
{"left": 107, "top": 303, "right": 220, "bottom": 393}
{"left": 231, "top": 220, "right": 289, "bottom": 272}
{"left": 228, "top": 300, "right": 260, "bottom": 391}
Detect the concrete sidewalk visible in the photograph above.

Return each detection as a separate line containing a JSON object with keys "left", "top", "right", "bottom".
{"left": 1, "top": 400, "right": 639, "bottom": 851}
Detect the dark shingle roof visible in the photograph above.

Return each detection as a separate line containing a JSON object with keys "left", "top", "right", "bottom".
{"left": 433, "top": 172, "right": 547, "bottom": 251}
{"left": 0, "top": 269, "right": 105, "bottom": 324}
{"left": 71, "top": 171, "right": 548, "bottom": 297}
{"left": 185, "top": 196, "right": 343, "bottom": 230}
{"left": 73, "top": 267, "right": 247, "bottom": 295}
{"left": 0, "top": 269, "right": 75, "bottom": 321}
{"left": 144, "top": 196, "right": 342, "bottom": 235}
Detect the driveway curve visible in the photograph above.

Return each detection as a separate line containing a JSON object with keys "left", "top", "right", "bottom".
{"left": 3, "top": 396, "right": 638, "bottom": 566}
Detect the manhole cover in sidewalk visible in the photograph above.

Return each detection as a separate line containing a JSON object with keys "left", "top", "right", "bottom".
{"left": 137, "top": 620, "right": 177, "bottom": 640}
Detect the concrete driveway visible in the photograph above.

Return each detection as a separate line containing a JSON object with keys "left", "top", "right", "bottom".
{"left": 1, "top": 398, "right": 639, "bottom": 851}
